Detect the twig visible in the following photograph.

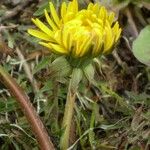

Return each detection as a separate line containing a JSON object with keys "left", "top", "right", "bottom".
{"left": 112, "top": 50, "right": 124, "bottom": 67}
{"left": 16, "top": 47, "right": 41, "bottom": 113}
{"left": 125, "top": 7, "right": 138, "bottom": 38}
{"left": 16, "top": 48, "right": 37, "bottom": 90}
{"left": 0, "top": 65, "right": 55, "bottom": 150}
{"left": 0, "top": 24, "right": 18, "bottom": 30}
{"left": 122, "top": 36, "right": 132, "bottom": 51}
{"left": 0, "top": 33, "right": 14, "bottom": 56}
{"left": 26, "top": 49, "right": 50, "bottom": 61}
{"left": 112, "top": 49, "right": 128, "bottom": 71}
{"left": 134, "top": 7, "right": 147, "bottom": 26}
{"left": 142, "top": 2, "right": 150, "bottom": 10}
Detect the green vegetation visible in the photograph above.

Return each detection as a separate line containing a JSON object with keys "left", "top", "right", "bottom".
{"left": 0, "top": 0, "right": 150, "bottom": 149}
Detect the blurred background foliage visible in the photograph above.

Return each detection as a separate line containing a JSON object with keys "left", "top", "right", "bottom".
{"left": 0, "top": 0, "right": 150, "bottom": 149}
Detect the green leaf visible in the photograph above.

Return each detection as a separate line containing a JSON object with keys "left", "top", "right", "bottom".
{"left": 33, "top": 2, "right": 49, "bottom": 17}
{"left": 33, "top": 56, "right": 52, "bottom": 74}
{"left": 132, "top": 25, "right": 150, "bottom": 66}
{"left": 99, "top": 124, "right": 118, "bottom": 130}
{"left": 0, "top": 98, "right": 18, "bottom": 113}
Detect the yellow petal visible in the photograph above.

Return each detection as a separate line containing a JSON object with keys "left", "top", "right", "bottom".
{"left": 112, "top": 22, "right": 121, "bottom": 42}
{"left": 72, "top": 0, "right": 78, "bottom": 13}
{"left": 63, "top": 12, "right": 75, "bottom": 22}
{"left": 104, "top": 27, "right": 114, "bottom": 52}
{"left": 71, "top": 40, "right": 79, "bottom": 57}
{"left": 44, "top": 9, "right": 58, "bottom": 30}
{"left": 108, "top": 12, "right": 115, "bottom": 25}
{"left": 54, "top": 30, "right": 62, "bottom": 45}
{"left": 62, "top": 27, "right": 69, "bottom": 48}
{"left": 31, "top": 18, "right": 53, "bottom": 37}
{"left": 112, "top": 22, "right": 119, "bottom": 33}
{"left": 50, "top": 43, "right": 68, "bottom": 54}
{"left": 78, "top": 36, "right": 91, "bottom": 56}
{"left": 92, "top": 3, "right": 100, "bottom": 14}
{"left": 49, "top": 2, "right": 60, "bottom": 27}
{"left": 97, "top": 19, "right": 103, "bottom": 26}
{"left": 79, "top": 37, "right": 92, "bottom": 57}
{"left": 98, "top": 6, "right": 107, "bottom": 21}
{"left": 68, "top": 33, "right": 73, "bottom": 51}
{"left": 61, "top": 2, "right": 67, "bottom": 19}
{"left": 31, "top": 18, "right": 37, "bottom": 26}
{"left": 39, "top": 42, "right": 67, "bottom": 54}
{"left": 73, "top": 32, "right": 83, "bottom": 57}
{"left": 116, "top": 28, "right": 121, "bottom": 42}
{"left": 87, "top": 3, "right": 94, "bottom": 10}
{"left": 86, "top": 19, "right": 93, "bottom": 27}
{"left": 75, "top": 40, "right": 80, "bottom": 57}
{"left": 92, "top": 35, "right": 103, "bottom": 56}
{"left": 28, "top": 29, "right": 52, "bottom": 41}
{"left": 39, "top": 42, "right": 52, "bottom": 49}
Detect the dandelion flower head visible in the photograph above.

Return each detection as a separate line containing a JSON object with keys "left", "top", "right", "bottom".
{"left": 28, "top": 0, "right": 121, "bottom": 59}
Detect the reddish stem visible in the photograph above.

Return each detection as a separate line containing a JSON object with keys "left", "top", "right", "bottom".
{"left": 0, "top": 65, "right": 55, "bottom": 150}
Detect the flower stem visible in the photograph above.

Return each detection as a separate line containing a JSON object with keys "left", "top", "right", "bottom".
{"left": 60, "top": 80, "right": 76, "bottom": 150}
{"left": 60, "top": 68, "right": 82, "bottom": 150}
{"left": 0, "top": 65, "right": 55, "bottom": 150}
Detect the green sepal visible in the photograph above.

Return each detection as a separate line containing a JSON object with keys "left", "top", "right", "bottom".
{"left": 83, "top": 63, "right": 95, "bottom": 83}
{"left": 70, "top": 68, "right": 83, "bottom": 91}
{"left": 51, "top": 56, "right": 71, "bottom": 78}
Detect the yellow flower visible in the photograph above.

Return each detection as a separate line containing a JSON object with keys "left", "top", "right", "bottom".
{"left": 28, "top": 0, "right": 121, "bottom": 59}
